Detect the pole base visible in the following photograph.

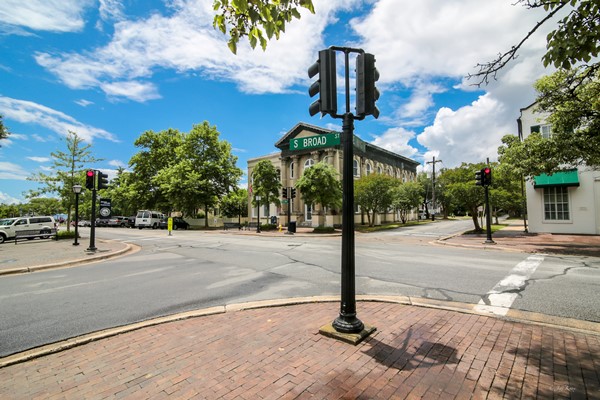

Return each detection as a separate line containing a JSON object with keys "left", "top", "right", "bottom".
{"left": 484, "top": 240, "right": 496, "bottom": 244}
{"left": 332, "top": 314, "right": 364, "bottom": 333}
{"left": 320, "top": 322, "right": 376, "bottom": 345}
{"left": 72, "top": 242, "right": 79, "bottom": 246}
{"left": 86, "top": 247, "right": 97, "bottom": 252}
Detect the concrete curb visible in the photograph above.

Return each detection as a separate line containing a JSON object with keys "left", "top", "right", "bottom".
{"left": 0, "top": 241, "right": 138, "bottom": 276}
{"left": 2, "top": 295, "right": 598, "bottom": 370}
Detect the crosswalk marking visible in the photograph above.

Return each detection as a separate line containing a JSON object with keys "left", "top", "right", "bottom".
{"left": 474, "top": 254, "right": 545, "bottom": 316}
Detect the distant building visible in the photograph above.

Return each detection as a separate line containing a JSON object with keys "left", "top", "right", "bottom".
{"left": 247, "top": 122, "right": 420, "bottom": 227}
{"left": 518, "top": 103, "right": 600, "bottom": 234}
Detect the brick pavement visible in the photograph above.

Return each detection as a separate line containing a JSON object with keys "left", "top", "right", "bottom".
{"left": 1, "top": 301, "right": 599, "bottom": 399}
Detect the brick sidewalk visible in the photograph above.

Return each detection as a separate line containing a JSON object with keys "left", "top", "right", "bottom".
{"left": 1, "top": 302, "right": 599, "bottom": 399}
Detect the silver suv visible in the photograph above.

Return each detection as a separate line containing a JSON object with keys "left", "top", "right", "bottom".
{"left": 0, "top": 216, "right": 56, "bottom": 244}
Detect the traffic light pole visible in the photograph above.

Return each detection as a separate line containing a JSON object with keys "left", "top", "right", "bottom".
{"left": 484, "top": 186, "right": 495, "bottom": 244}
{"left": 332, "top": 112, "right": 364, "bottom": 334}
{"left": 87, "top": 189, "right": 97, "bottom": 252}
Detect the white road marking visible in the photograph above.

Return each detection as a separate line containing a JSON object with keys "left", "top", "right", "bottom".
{"left": 474, "top": 254, "right": 545, "bottom": 316}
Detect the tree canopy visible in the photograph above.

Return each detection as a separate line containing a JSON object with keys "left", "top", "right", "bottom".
{"left": 213, "top": 0, "right": 315, "bottom": 54}
{"left": 250, "top": 159, "right": 281, "bottom": 214}
{"left": 294, "top": 161, "right": 342, "bottom": 225}
{"left": 354, "top": 173, "right": 396, "bottom": 227}
{"left": 0, "top": 115, "right": 9, "bottom": 144}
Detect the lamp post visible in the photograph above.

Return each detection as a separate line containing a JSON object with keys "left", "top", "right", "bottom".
{"left": 255, "top": 195, "right": 261, "bottom": 233}
{"left": 72, "top": 184, "right": 82, "bottom": 246}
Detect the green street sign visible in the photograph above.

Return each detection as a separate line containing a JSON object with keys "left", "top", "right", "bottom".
{"left": 282, "top": 199, "right": 288, "bottom": 204}
{"left": 289, "top": 133, "right": 340, "bottom": 150}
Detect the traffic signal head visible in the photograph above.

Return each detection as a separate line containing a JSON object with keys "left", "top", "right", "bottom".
{"left": 85, "top": 170, "right": 95, "bottom": 189}
{"left": 475, "top": 169, "right": 483, "bottom": 186}
{"left": 483, "top": 167, "right": 492, "bottom": 186}
{"left": 282, "top": 187, "right": 288, "bottom": 199}
{"left": 291, "top": 188, "right": 297, "bottom": 199}
{"left": 97, "top": 171, "right": 109, "bottom": 190}
{"left": 356, "top": 52, "right": 380, "bottom": 119}
{"left": 308, "top": 49, "right": 337, "bottom": 117}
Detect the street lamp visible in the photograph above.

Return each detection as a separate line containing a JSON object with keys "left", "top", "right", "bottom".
{"left": 255, "top": 196, "right": 261, "bottom": 233}
{"left": 72, "top": 184, "right": 82, "bottom": 246}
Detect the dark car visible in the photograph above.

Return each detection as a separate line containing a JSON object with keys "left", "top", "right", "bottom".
{"left": 107, "top": 216, "right": 128, "bottom": 227}
{"left": 126, "top": 216, "right": 136, "bottom": 228}
{"left": 159, "top": 217, "right": 190, "bottom": 230}
{"left": 95, "top": 218, "right": 109, "bottom": 227}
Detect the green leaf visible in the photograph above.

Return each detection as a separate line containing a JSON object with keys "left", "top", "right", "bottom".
{"left": 227, "top": 39, "right": 237, "bottom": 54}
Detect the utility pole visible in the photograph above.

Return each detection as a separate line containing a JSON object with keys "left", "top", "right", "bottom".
{"left": 426, "top": 157, "right": 442, "bottom": 221}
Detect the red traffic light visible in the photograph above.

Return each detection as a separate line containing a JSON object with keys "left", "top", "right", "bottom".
{"left": 484, "top": 168, "right": 491, "bottom": 174}
{"left": 86, "top": 170, "right": 94, "bottom": 177}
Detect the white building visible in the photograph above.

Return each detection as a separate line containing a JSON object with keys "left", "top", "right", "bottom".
{"left": 518, "top": 103, "right": 600, "bottom": 234}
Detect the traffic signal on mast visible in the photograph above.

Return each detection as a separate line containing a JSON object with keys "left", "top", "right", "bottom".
{"left": 282, "top": 187, "right": 288, "bottom": 199}
{"left": 291, "top": 188, "right": 297, "bottom": 199}
{"left": 85, "top": 170, "right": 95, "bottom": 190}
{"left": 356, "top": 52, "right": 380, "bottom": 118}
{"left": 482, "top": 167, "right": 492, "bottom": 186}
{"left": 475, "top": 169, "right": 483, "bottom": 186}
{"left": 308, "top": 49, "right": 337, "bottom": 117}
{"left": 97, "top": 171, "right": 109, "bottom": 190}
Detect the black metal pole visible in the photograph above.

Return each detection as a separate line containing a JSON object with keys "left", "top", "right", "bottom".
{"left": 87, "top": 189, "right": 97, "bottom": 251}
{"left": 484, "top": 186, "right": 495, "bottom": 244}
{"left": 73, "top": 192, "right": 79, "bottom": 246}
{"left": 332, "top": 112, "right": 364, "bottom": 333}
{"left": 286, "top": 188, "right": 293, "bottom": 234}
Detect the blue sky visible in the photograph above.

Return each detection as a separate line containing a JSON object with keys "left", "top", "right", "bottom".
{"left": 0, "top": 0, "right": 557, "bottom": 204}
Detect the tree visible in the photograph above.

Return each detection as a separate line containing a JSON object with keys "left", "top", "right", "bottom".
{"left": 213, "top": 0, "right": 315, "bottom": 54}
{"left": 102, "top": 167, "right": 138, "bottom": 216}
{"left": 220, "top": 188, "right": 249, "bottom": 226}
{"left": 250, "top": 160, "right": 281, "bottom": 218}
{"left": 152, "top": 122, "right": 242, "bottom": 226}
{"left": 439, "top": 163, "right": 487, "bottom": 232}
{"left": 0, "top": 115, "right": 9, "bottom": 145}
{"left": 129, "top": 128, "right": 184, "bottom": 212}
{"left": 391, "top": 182, "right": 422, "bottom": 224}
{"left": 294, "top": 161, "right": 342, "bottom": 227}
{"left": 470, "top": 0, "right": 600, "bottom": 86}
{"left": 26, "top": 131, "right": 102, "bottom": 231}
{"left": 354, "top": 173, "right": 396, "bottom": 227}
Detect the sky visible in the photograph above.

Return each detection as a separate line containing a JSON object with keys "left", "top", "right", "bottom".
{"left": 0, "top": 0, "right": 559, "bottom": 204}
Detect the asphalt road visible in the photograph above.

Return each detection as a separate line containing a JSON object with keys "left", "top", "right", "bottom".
{"left": 1, "top": 221, "right": 598, "bottom": 357}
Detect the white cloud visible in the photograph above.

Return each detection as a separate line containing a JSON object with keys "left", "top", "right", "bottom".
{"left": 27, "top": 156, "right": 51, "bottom": 163}
{"left": 369, "top": 127, "right": 419, "bottom": 159}
{"left": 0, "top": 96, "right": 118, "bottom": 143}
{"left": 0, "top": 0, "right": 93, "bottom": 33}
{"left": 0, "top": 191, "right": 21, "bottom": 205}
{"left": 75, "top": 99, "right": 93, "bottom": 107}
{"left": 34, "top": 0, "right": 358, "bottom": 101}
{"left": 417, "top": 94, "right": 513, "bottom": 168}
{"left": 98, "top": 0, "right": 125, "bottom": 23}
{"left": 108, "top": 159, "right": 127, "bottom": 169}
{"left": 0, "top": 161, "right": 29, "bottom": 180}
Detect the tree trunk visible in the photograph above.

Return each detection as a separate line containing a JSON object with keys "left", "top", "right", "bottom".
{"left": 204, "top": 204, "right": 209, "bottom": 228}
{"left": 471, "top": 207, "right": 482, "bottom": 232}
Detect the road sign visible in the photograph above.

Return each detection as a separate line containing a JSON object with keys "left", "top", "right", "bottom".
{"left": 289, "top": 133, "right": 340, "bottom": 150}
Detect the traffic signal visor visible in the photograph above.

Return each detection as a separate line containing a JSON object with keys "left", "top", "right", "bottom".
{"left": 308, "top": 49, "right": 337, "bottom": 117}
{"left": 85, "top": 170, "right": 95, "bottom": 189}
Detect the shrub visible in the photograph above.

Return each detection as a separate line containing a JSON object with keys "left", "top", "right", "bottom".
{"left": 313, "top": 226, "right": 335, "bottom": 234}
{"left": 56, "top": 230, "right": 77, "bottom": 240}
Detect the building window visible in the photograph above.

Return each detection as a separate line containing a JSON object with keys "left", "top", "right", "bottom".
{"left": 377, "top": 166, "right": 382, "bottom": 174}
{"left": 541, "top": 124, "right": 552, "bottom": 139}
{"left": 366, "top": 163, "right": 372, "bottom": 176}
{"left": 544, "top": 187, "right": 570, "bottom": 221}
{"left": 304, "top": 159, "right": 314, "bottom": 169}
{"left": 305, "top": 204, "right": 312, "bottom": 221}
{"left": 353, "top": 159, "right": 360, "bottom": 177}
{"left": 276, "top": 169, "right": 281, "bottom": 181}
{"left": 290, "top": 162, "right": 295, "bottom": 178}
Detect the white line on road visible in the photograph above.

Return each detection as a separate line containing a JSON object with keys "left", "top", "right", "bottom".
{"left": 474, "top": 254, "right": 545, "bottom": 316}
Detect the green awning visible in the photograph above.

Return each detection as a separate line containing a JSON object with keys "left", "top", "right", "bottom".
{"left": 533, "top": 170, "right": 579, "bottom": 188}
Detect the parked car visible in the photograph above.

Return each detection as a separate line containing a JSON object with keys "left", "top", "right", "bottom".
{"left": 107, "top": 216, "right": 128, "bottom": 227}
{"left": 159, "top": 217, "right": 190, "bottom": 230}
{"left": 96, "top": 218, "right": 109, "bottom": 227}
{"left": 77, "top": 220, "right": 91, "bottom": 227}
{"left": 0, "top": 216, "right": 56, "bottom": 244}
{"left": 126, "top": 216, "right": 136, "bottom": 228}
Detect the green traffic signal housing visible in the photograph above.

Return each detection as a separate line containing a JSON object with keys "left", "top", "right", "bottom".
{"left": 282, "top": 187, "right": 288, "bottom": 199}
{"left": 308, "top": 49, "right": 337, "bottom": 117}
{"left": 291, "top": 188, "right": 297, "bottom": 199}
{"left": 356, "top": 53, "right": 380, "bottom": 119}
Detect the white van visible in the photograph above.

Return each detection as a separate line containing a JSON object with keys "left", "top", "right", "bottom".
{"left": 0, "top": 216, "right": 57, "bottom": 244}
{"left": 135, "top": 210, "right": 164, "bottom": 229}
